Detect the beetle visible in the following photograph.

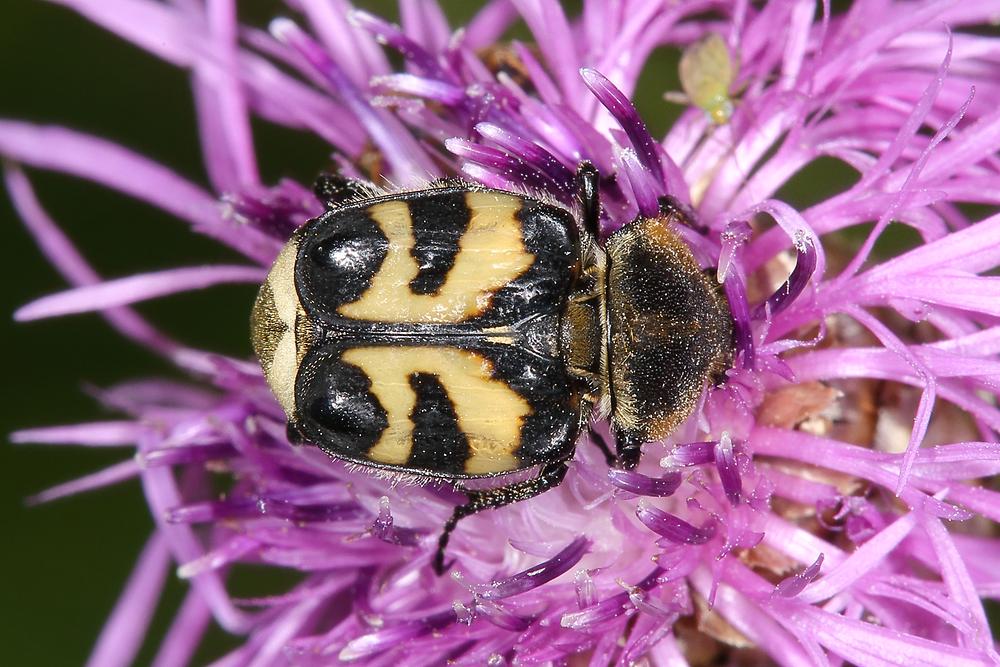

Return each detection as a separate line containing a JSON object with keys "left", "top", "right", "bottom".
{"left": 250, "top": 164, "right": 733, "bottom": 574}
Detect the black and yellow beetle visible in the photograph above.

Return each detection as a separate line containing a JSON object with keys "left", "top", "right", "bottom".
{"left": 250, "top": 164, "right": 733, "bottom": 573}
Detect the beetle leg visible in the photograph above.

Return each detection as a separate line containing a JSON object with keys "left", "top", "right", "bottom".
{"left": 588, "top": 426, "right": 616, "bottom": 467}
{"left": 433, "top": 461, "right": 569, "bottom": 575}
{"left": 569, "top": 290, "right": 601, "bottom": 304}
{"left": 313, "top": 173, "right": 370, "bottom": 208}
{"left": 657, "top": 195, "right": 709, "bottom": 234}
{"left": 285, "top": 422, "right": 307, "bottom": 446}
{"left": 613, "top": 428, "right": 644, "bottom": 470}
{"left": 575, "top": 161, "right": 601, "bottom": 239}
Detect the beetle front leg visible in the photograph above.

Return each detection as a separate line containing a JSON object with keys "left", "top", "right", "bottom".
{"left": 613, "top": 428, "right": 644, "bottom": 470}
{"left": 434, "top": 461, "right": 569, "bottom": 575}
{"left": 587, "top": 425, "right": 616, "bottom": 467}
{"left": 575, "top": 161, "right": 602, "bottom": 239}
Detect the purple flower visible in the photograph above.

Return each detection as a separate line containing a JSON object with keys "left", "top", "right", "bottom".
{"left": 6, "top": 1, "right": 1000, "bottom": 664}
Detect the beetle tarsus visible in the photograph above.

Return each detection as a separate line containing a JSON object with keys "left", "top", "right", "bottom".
{"left": 433, "top": 461, "right": 569, "bottom": 575}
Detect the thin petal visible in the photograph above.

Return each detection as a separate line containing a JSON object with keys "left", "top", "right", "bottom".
{"left": 16, "top": 265, "right": 264, "bottom": 321}
{"left": 0, "top": 121, "right": 277, "bottom": 262}
{"left": 11, "top": 421, "right": 142, "bottom": 447}
{"left": 86, "top": 533, "right": 171, "bottom": 667}
{"left": 472, "top": 536, "right": 589, "bottom": 600}
{"left": 28, "top": 459, "right": 141, "bottom": 505}
{"left": 150, "top": 588, "right": 212, "bottom": 667}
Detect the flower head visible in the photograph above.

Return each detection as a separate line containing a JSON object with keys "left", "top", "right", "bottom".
{"left": 6, "top": 1, "right": 1000, "bottom": 665}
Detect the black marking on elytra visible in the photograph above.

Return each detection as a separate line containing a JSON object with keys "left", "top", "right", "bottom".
{"left": 295, "top": 346, "right": 389, "bottom": 459}
{"left": 482, "top": 342, "right": 583, "bottom": 468}
{"left": 481, "top": 198, "right": 578, "bottom": 326}
{"left": 406, "top": 372, "right": 469, "bottom": 475}
{"left": 407, "top": 193, "right": 471, "bottom": 296}
{"left": 292, "top": 339, "right": 584, "bottom": 478}
{"left": 296, "top": 208, "right": 389, "bottom": 320}
{"left": 291, "top": 186, "right": 582, "bottom": 336}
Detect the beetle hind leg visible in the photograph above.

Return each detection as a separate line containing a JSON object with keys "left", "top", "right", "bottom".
{"left": 433, "top": 461, "right": 569, "bottom": 575}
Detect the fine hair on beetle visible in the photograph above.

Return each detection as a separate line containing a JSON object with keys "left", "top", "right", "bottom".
{"left": 250, "top": 162, "right": 734, "bottom": 574}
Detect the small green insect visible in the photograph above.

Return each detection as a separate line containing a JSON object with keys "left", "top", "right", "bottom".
{"left": 676, "top": 33, "right": 738, "bottom": 125}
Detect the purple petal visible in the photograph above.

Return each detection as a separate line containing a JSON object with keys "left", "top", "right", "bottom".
{"left": 773, "top": 553, "right": 825, "bottom": 598}
{"left": 511, "top": 0, "right": 581, "bottom": 101}
{"left": 723, "top": 266, "right": 755, "bottom": 369}
{"left": 617, "top": 145, "right": 661, "bottom": 217}
{"left": 662, "top": 441, "right": 716, "bottom": 467}
{"left": 398, "top": 0, "right": 451, "bottom": 54}
{"left": 464, "top": 0, "right": 519, "bottom": 49}
{"left": 11, "top": 421, "right": 142, "bottom": 447}
{"left": 574, "top": 569, "right": 597, "bottom": 609}
{"left": 166, "top": 497, "right": 364, "bottom": 524}
{"left": 372, "top": 73, "right": 465, "bottom": 105}
{"left": 369, "top": 496, "right": 421, "bottom": 547}
{"left": 838, "top": 82, "right": 973, "bottom": 282}
{"left": 474, "top": 122, "right": 576, "bottom": 193}
{"left": 787, "top": 604, "right": 991, "bottom": 666}
{"left": 753, "top": 428, "right": 970, "bottom": 522}
{"left": 138, "top": 443, "right": 237, "bottom": 469}
{"left": 714, "top": 432, "right": 742, "bottom": 505}
{"left": 446, "top": 137, "right": 563, "bottom": 193}
{"left": 581, "top": 68, "right": 664, "bottom": 186}
{"left": 471, "top": 536, "right": 589, "bottom": 600}
{"left": 718, "top": 219, "right": 752, "bottom": 284}
{"left": 607, "top": 469, "right": 683, "bottom": 497}
{"left": 338, "top": 609, "right": 457, "bottom": 661}
{"left": 139, "top": 464, "right": 254, "bottom": 632}
{"left": 923, "top": 516, "right": 994, "bottom": 655}
{"left": 150, "top": 588, "right": 212, "bottom": 667}
{"left": 28, "top": 459, "right": 141, "bottom": 505}
{"left": 15, "top": 265, "right": 265, "bottom": 321}
{"left": 0, "top": 121, "right": 278, "bottom": 262}
{"left": 223, "top": 178, "right": 320, "bottom": 239}
{"left": 296, "top": 0, "right": 389, "bottom": 86}
{"left": 86, "top": 533, "right": 171, "bottom": 667}
{"left": 754, "top": 235, "right": 818, "bottom": 318}
{"left": 270, "top": 18, "right": 434, "bottom": 184}
{"left": 176, "top": 536, "right": 260, "bottom": 580}
{"left": 350, "top": 10, "right": 447, "bottom": 80}
{"left": 189, "top": 0, "right": 260, "bottom": 192}
{"left": 474, "top": 600, "right": 533, "bottom": 632}
{"left": 5, "top": 166, "right": 183, "bottom": 357}
{"left": 560, "top": 567, "right": 665, "bottom": 630}
{"left": 636, "top": 503, "right": 716, "bottom": 545}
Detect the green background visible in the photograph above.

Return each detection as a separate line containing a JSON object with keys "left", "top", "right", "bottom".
{"left": 0, "top": 0, "right": 982, "bottom": 665}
